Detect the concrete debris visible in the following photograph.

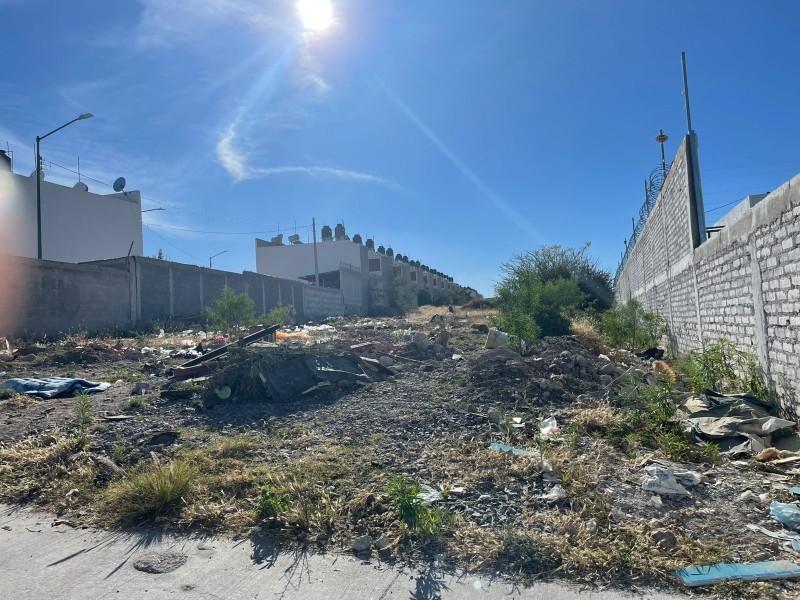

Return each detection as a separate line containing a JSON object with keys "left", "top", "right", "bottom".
{"left": 352, "top": 535, "right": 372, "bottom": 553}
{"left": 484, "top": 328, "right": 509, "bottom": 349}
{"left": 133, "top": 552, "right": 188, "bottom": 574}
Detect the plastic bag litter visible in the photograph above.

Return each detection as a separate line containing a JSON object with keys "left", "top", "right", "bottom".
{"left": 642, "top": 465, "right": 691, "bottom": 496}
{"left": 485, "top": 328, "right": 509, "bottom": 349}
{"left": 542, "top": 485, "right": 567, "bottom": 501}
{"left": 540, "top": 416, "right": 560, "bottom": 438}
{"left": 770, "top": 500, "right": 800, "bottom": 532}
{"left": 276, "top": 330, "right": 311, "bottom": 340}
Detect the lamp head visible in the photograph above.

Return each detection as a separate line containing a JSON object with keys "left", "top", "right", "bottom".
{"left": 79, "top": 113, "right": 94, "bottom": 120}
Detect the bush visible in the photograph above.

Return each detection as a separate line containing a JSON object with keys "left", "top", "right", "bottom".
{"left": 391, "top": 275, "right": 417, "bottom": 313}
{"left": 206, "top": 287, "right": 256, "bottom": 333}
{"left": 417, "top": 289, "right": 433, "bottom": 307}
{"left": 387, "top": 475, "right": 452, "bottom": 536}
{"left": 494, "top": 273, "right": 585, "bottom": 350}
{"left": 679, "top": 338, "right": 768, "bottom": 398}
{"left": 507, "top": 244, "right": 613, "bottom": 311}
{"left": 263, "top": 305, "right": 295, "bottom": 327}
{"left": 600, "top": 299, "right": 665, "bottom": 351}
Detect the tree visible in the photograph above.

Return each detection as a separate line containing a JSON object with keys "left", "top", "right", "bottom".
{"left": 206, "top": 287, "right": 256, "bottom": 334}
{"left": 391, "top": 274, "right": 417, "bottom": 313}
{"left": 600, "top": 299, "right": 665, "bottom": 351}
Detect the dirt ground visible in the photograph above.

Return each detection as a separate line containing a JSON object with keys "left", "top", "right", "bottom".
{"left": 1, "top": 306, "right": 799, "bottom": 599}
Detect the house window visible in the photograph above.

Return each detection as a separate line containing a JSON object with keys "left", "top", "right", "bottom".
{"left": 410, "top": 271, "right": 417, "bottom": 281}
{"left": 369, "top": 258, "right": 381, "bottom": 272}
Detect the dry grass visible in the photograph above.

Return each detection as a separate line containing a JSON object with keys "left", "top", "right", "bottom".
{"left": 573, "top": 404, "right": 624, "bottom": 434}
{"left": 570, "top": 316, "right": 605, "bottom": 354}
{"left": 104, "top": 460, "right": 196, "bottom": 523}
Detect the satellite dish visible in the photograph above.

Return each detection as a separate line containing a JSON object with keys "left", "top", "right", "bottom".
{"left": 113, "top": 177, "right": 126, "bottom": 192}
{"left": 73, "top": 181, "right": 89, "bottom": 192}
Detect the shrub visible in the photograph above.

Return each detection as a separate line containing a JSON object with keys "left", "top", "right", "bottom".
{"left": 600, "top": 299, "right": 665, "bottom": 351}
{"left": 417, "top": 289, "right": 433, "bottom": 307}
{"left": 391, "top": 274, "right": 417, "bottom": 313}
{"left": 106, "top": 460, "right": 196, "bottom": 523}
{"left": 263, "top": 305, "right": 295, "bottom": 327}
{"left": 494, "top": 271, "right": 585, "bottom": 349}
{"left": 679, "top": 338, "right": 768, "bottom": 398}
{"left": 505, "top": 244, "right": 613, "bottom": 310}
{"left": 206, "top": 287, "right": 256, "bottom": 333}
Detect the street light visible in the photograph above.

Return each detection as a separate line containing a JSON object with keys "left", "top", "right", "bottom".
{"left": 209, "top": 250, "right": 227, "bottom": 268}
{"left": 35, "top": 113, "right": 94, "bottom": 259}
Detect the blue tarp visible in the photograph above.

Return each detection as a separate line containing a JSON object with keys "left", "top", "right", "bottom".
{"left": 0, "top": 377, "right": 110, "bottom": 399}
{"left": 677, "top": 560, "right": 800, "bottom": 587}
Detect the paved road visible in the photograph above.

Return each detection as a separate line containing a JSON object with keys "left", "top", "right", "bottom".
{"left": 0, "top": 506, "right": 685, "bottom": 599}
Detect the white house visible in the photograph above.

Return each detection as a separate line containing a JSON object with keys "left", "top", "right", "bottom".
{"left": 0, "top": 162, "right": 143, "bottom": 263}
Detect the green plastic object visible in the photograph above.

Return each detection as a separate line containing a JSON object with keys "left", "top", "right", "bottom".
{"left": 676, "top": 560, "right": 800, "bottom": 587}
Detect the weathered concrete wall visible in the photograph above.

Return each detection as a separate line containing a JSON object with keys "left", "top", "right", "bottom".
{"left": 616, "top": 135, "right": 800, "bottom": 415}
{"left": 0, "top": 254, "right": 132, "bottom": 337}
{"left": 0, "top": 256, "right": 345, "bottom": 338}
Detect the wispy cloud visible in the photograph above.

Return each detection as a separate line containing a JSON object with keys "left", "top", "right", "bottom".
{"left": 215, "top": 123, "right": 396, "bottom": 188}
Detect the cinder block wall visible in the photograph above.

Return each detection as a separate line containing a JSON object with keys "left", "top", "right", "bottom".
{"left": 0, "top": 255, "right": 132, "bottom": 337}
{"left": 616, "top": 136, "right": 800, "bottom": 415}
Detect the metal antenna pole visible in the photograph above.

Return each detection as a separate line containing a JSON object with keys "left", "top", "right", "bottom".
{"left": 681, "top": 51, "right": 693, "bottom": 133}
{"left": 312, "top": 218, "right": 320, "bottom": 286}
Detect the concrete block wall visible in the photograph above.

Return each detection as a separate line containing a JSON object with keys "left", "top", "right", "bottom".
{"left": 616, "top": 134, "right": 800, "bottom": 415}
{"left": 0, "top": 255, "right": 132, "bottom": 337}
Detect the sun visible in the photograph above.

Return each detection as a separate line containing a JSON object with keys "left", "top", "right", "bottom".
{"left": 297, "top": 0, "right": 333, "bottom": 31}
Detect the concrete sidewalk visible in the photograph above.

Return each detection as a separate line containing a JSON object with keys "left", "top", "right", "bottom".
{"left": 0, "top": 506, "right": 684, "bottom": 599}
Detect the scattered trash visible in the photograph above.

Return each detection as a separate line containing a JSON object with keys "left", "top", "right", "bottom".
{"left": 641, "top": 464, "right": 692, "bottom": 496}
{"left": 770, "top": 501, "right": 800, "bottom": 532}
{"left": 746, "top": 523, "right": 800, "bottom": 542}
{"left": 542, "top": 485, "right": 567, "bottom": 501}
{"left": 756, "top": 448, "right": 781, "bottom": 462}
{"left": 131, "top": 381, "right": 151, "bottom": 395}
{"left": 488, "top": 442, "right": 540, "bottom": 458}
{"left": 0, "top": 377, "right": 110, "bottom": 399}
{"left": 676, "top": 560, "right": 800, "bottom": 587}
{"left": 417, "top": 484, "right": 443, "bottom": 506}
{"left": 680, "top": 390, "right": 795, "bottom": 457}
{"left": 636, "top": 347, "right": 665, "bottom": 360}
{"left": 175, "top": 325, "right": 280, "bottom": 376}
{"left": 215, "top": 386, "right": 232, "bottom": 400}
{"left": 484, "top": 328, "right": 509, "bottom": 350}
{"left": 276, "top": 330, "right": 310, "bottom": 341}
{"left": 791, "top": 487, "right": 800, "bottom": 496}
{"left": 738, "top": 490, "right": 760, "bottom": 504}
{"left": 540, "top": 416, "right": 560, "bottom": 438}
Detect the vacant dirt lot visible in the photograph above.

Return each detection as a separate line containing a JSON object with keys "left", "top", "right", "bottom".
{"left": 1, "top": 307, "right": 799, "bottom": 599}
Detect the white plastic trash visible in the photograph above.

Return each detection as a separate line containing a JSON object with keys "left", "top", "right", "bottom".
{"left": 485, "top": 328, "right": 509, "bottom": 349}
{"left": 540, "top": 416, "right": 560, "bottom": 438}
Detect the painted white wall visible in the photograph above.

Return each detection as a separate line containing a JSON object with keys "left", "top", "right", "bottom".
{"left": 255, "top": 238, "right": 363, "bottom": 280}
{"left": 0, "top": 171, "right": 143, "bottom": 262}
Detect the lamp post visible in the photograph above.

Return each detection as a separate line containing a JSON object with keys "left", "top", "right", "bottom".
{"left": 35, "top": 113, "right": 94, "bottom": 259}
{"left": 209, "top": 250, "right": 227, "bottom": 268}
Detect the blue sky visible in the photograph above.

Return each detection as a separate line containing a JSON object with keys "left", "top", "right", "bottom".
{"left": 2, "top": 0, "right": 800, "bottom": 296}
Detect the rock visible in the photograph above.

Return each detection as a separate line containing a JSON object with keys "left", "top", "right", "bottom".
{"left": 738, "top": 490, "right": 760, "bottom": 504}
{"left": 599, "top": 374, "right": 613, "bottom": 385}
{"left": 472, "top": 323, "right": 490, "bottom": 334}
{"left": 756, "top": 447, "right": 781, "bottom": 462}
{"left": 574, "top": 355, "right": 588, "bottom": 368}
{"left": 133, "top": 551, "right": 187, "bottom": 573}
{"left": 379, "top": 356, "right": 395, "bottom": 367}
{"left": 487, "top": 408, "right": 502, "bottom": 424}
{"left": 412, "top": 333, "right": 429, "bottom": 352}
{"left": 650, "top": 495, "right": 664, "bottom": 509}
{"left": 16, "top": 354, "right": 36, "bottom": 363}
{"left": 375, "top": 534, "right": 392, "bottom": 550}
{"left": 598, "top": 354, "right": 611, "bottom": 362}
{"left": 0, "top": 352, "right": 14, "bottom": 362}
{"left": 352, "top": 535, "right": 372, "bottom": 553}
{"left": 132, "top": 382, "right": 151, "bottom": 395}
{"left": 599, "top": 363, "right": 616, "bottom": 375}
{"left": 123, "top": 349, "right": 142, "bottom": 360}
{"left": 650, "top": 529, "right": 677, "bottom": 551}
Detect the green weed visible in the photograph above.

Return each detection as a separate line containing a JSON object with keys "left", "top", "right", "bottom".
{"left": 105, "top": 460, "right": 196, "bottom": 523}
{"left": 255, "top": 486, "right": 288, "bottom": 519}
{"left": 74, "top": 393, "right": 93, "bottom": 430}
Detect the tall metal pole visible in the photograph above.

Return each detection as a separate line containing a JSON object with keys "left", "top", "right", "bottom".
{"left": 312, "top": 217, "right": 320, "bottom": 286}
{"left": 35, "top": 136, "right": 42, "bottom": 259}
{"left": 681, "top": 51, "right": 693, "bottom": 133}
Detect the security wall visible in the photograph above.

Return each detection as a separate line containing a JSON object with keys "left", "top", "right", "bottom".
{"left": 616, "top": 135, "right": 800, "bottom": 416}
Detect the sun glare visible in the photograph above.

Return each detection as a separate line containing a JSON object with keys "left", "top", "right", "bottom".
{"left": 298, "top": 0, "right": 333, "bottom": 31}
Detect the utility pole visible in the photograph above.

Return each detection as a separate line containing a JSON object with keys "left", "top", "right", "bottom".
{"left": 312, "top": 218, "right": 319, "bottom": 286}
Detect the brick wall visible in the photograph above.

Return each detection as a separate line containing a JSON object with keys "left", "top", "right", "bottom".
{"left": 616, "top": 134, "right": 800, "bottom": 415}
